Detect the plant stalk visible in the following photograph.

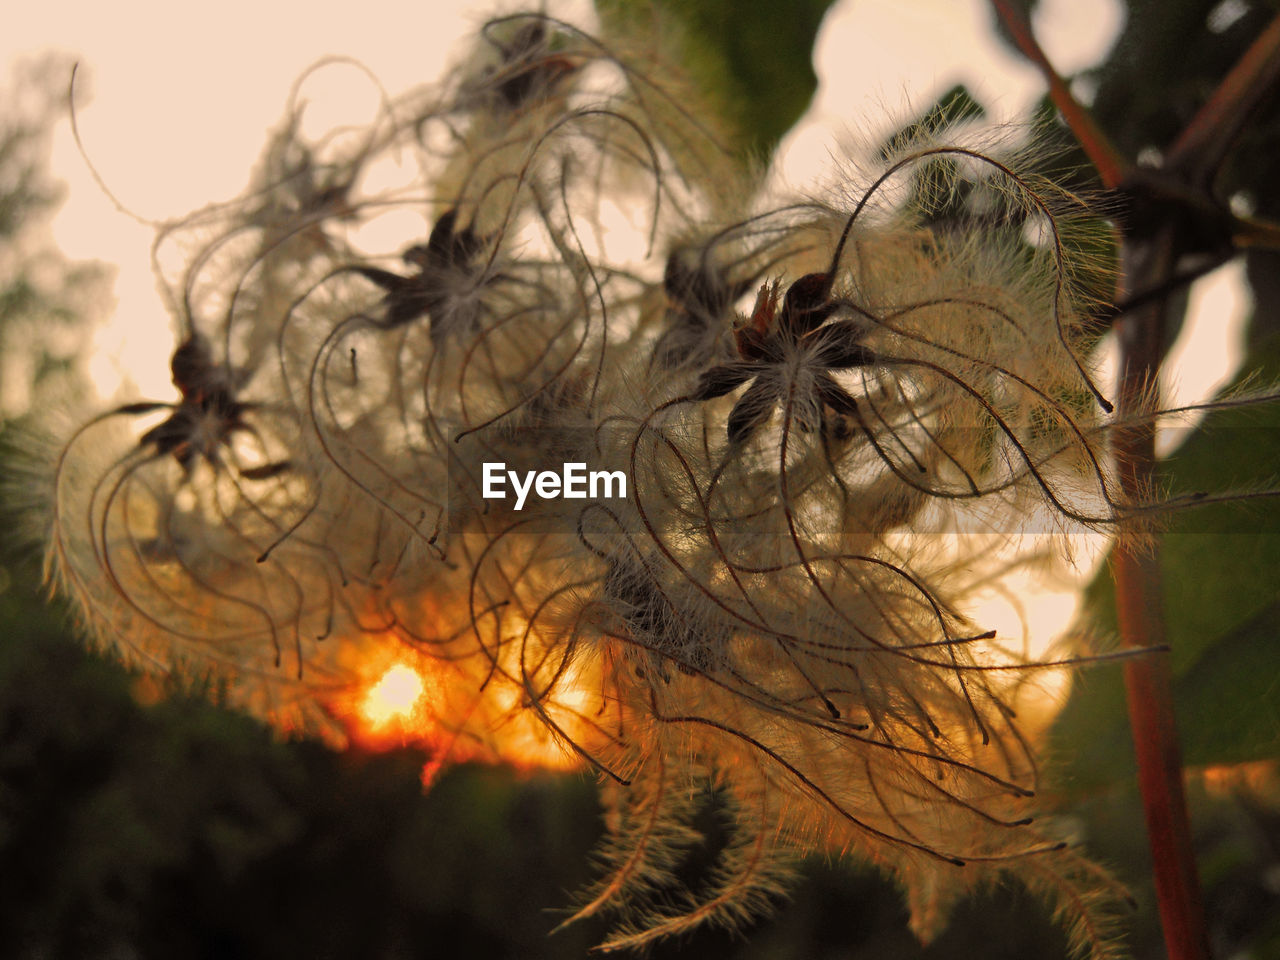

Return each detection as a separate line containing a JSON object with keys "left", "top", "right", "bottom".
{"left": 1113, "top": 229, "right": 1211, "bottom": 960}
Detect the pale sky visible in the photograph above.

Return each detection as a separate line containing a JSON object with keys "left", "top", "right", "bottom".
{"left": 2, "top": 0, "right": 1242, "bottom": 405}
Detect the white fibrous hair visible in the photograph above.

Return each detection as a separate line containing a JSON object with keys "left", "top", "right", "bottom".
{"left": 48, "top": 10, "right": 1171, "bottom": 957}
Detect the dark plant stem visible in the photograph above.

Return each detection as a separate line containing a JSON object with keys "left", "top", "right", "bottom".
{"left": 1113, "top": 229, "right": 1210, "bottom": 960}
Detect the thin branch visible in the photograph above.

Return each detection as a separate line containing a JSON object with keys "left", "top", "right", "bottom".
{"left": 1232, "top": 211, "right": 1280, "bottom": 251}
{"left": 1112, "top": 227, "right": 1211, "bottom": 960}
{"left": 1166, "top": 10, "right": 1280, "bottom": 186}
{"left": 987, "top": 0, "right": 1130, "bottom": 189}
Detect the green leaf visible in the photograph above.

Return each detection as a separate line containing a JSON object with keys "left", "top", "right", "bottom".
{"left": 1173, "top": 600, "right": 1280, "bottom": 767}
{"left": 597, "top": 0, "right": 840, "bottom": 158}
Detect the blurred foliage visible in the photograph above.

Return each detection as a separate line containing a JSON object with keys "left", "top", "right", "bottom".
{"left": 0, "top": 56, "right": 109, "bottom": 425}
{"left": 0, "top": 602, "right": 606, "bottom": 958}
{"left": 0, "top": 580, "right": 1079, "bottom": 960}
{"left": 3, "top": 0, "right": 1280, "bottom": 957}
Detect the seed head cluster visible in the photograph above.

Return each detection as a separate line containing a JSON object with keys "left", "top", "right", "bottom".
{"left": 46, "top": 11, "right": 1160, "bottom": 955}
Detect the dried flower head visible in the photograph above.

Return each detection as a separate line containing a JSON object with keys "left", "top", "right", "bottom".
{"left": 42, "top": 9, "right": 1275, "bottom": 958}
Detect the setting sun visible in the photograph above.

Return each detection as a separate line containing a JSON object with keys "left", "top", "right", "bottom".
{"left": 361, "top": 664, "right": 426, "bottom": 729}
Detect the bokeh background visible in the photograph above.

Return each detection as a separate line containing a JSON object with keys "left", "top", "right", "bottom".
{"left": 1, "top": 0, "right": 1278, "bottom": 956}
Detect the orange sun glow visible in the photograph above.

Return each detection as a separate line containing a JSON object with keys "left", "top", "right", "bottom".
{"left": 349, "top": 650, "right": 589, "bottom": 783}
{"left": 361, "top": 663, "right": 426, "bottom": 729}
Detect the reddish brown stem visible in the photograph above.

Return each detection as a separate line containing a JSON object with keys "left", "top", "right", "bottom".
{"left": 1167, "top": 10, "right": 1280, "bottom": 186}
{"left": 1233, "top": 211, "right": 1280, "bottom": 251}
{"left": 1113, "top": 231, "right": 1210, "bottom": 960}
{"left": 987, "top": 0, "right": 1129, "bottom": 189}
